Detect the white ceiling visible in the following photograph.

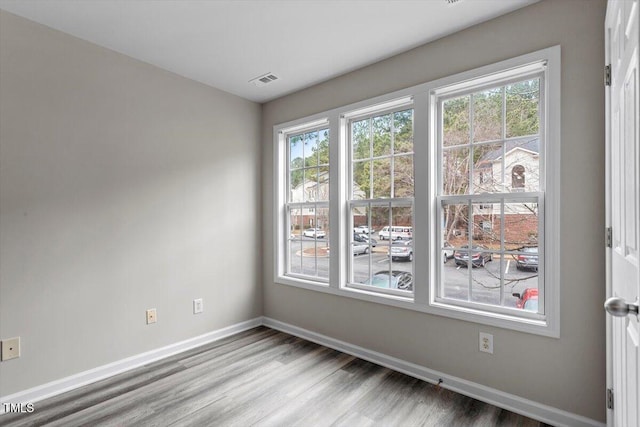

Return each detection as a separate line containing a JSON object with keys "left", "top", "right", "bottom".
{"left": 0, "top": 0, "right": 538, "bottom": 103}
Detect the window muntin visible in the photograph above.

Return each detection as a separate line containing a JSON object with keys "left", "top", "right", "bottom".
{"left": 286, "top": 127, "right": 330, "bottom": 281}
{"left": 437, "top": 71, "right": 544, "bottom": 317}
{"left": 348, "top": 108, "right": 415, "bottom": 295}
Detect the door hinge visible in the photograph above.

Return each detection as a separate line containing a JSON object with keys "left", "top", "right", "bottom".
{"left": 605, "top": 64, "right": 612, "bottom": 86}
{"left": 606, "top": 227, "right": 612, "bottom": 248}
{"left": 607, "top": 388, "right": 614, "bottom": 410}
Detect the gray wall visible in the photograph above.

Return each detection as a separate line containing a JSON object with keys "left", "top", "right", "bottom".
{"left": 0, "top": 11, "right": 262, "bottom": 396}
{"left": 262, "top": 0, "right": 606, "bottom": 422}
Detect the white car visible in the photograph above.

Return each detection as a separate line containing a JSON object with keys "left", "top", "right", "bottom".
{"left": 443, "top": 241, "right": 455, "bottom": 263}
{"left": 303, "top": 228, "right": 326, "bottom": 238}
{"left": 352, "top": 241, "right": 369, "bottom": 255}
{"left": 354, "top": 225, "right": 371, "bottom": 234}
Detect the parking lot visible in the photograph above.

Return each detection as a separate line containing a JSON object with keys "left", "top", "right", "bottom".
{"left": 289, "top": 235, "right": 538, "bottom": 309}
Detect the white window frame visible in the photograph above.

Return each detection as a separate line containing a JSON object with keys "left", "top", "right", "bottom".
{"left": 273, "top": 46, "right": 560, "bottom": 337}
{"left": 275, "top": 117, "right": 332, "bottom": 288}
{"left": 344, "top": 99, "right": 416, "bottom": 298}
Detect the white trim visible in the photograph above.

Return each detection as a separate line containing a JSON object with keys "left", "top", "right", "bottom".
{"left": 263, "top": 317, "right": 604, "bottom": 427}
{"left": 0, "top": 317, "right": 262, "bottom": 414}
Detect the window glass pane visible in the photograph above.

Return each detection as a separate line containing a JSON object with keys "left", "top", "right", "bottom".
{"left": 289, "top": 208, "right": 304, "bottom": 275}
{"left": 289, "top": 169, "right": 303, "bottom": 202}
{"left": 318, "top": 128, "right": 330, "bottom": 166}
{"left": 303, "top": 170, "right": 317, "bottom": 202}
{"left": 315, "top": 207, "right": 330, "bottom": 280}
{"left": 504, "top": 138, "right": 540, "bottom": 192}
{"left": 506, "top": 253, "right": 540, "bottom": 312}
{"left": 372, "top": 205, "right": 391, "bottom": 240}
{"left": 372, "top": 114, "right": 392, "bottom": 157}
{"left": 394, "top": 109, "right": 414, "bottom": 154}
{"left": 352, "top": 119, "right": 370, "bottom": 161}
{"left": 391, "top": 205, "right": 413, "bottom": 234}
{"left": 442, "top": 202, "right": 470, "bottom": 244}
{"left": 442, "top": 147, "right": 470, "bottom": 195}
{"left": 353, "top": 160, "right": 370, "bottom": 200}
{"left": 506, "top": 78, "right": 540, "bottom": 138}
{"left": 473, "top": 88, "right": 503, "bottom": 143}
{"left": 351, "top": 206, "right": 372, "bottom": 279}
{"left": 504, "top": 202, "right": 539, "bottom": 248}
{"left": 473, "top": 143, "right": 503, "bottom": 194}
{"left": 443, "top": 251, "right": 469, "bottom": 301}
{"left": 471, "top": 202, "right": 501, "bottom": 249}
{"left": 315, "top": 166, "right": 330, "bottom": 201}
{"left": 443, "top": 95, "right": 470, "bottom": 147}
{"left": 289, "top": 134, "right": 304, "bottom": 169}
{"left": 470, "top": 252, "right": 500, "bottom": 305}
{"left": 394, "top": 155, "right": 414, "bottom": 197}
{"left": 372, "top": 158, "right": 391, "bottom": 198}
{"left": 303, "top": 131, "right": 318, "bottom": 166}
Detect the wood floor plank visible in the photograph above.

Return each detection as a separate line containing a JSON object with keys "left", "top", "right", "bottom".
{"left": 168, "top": 346, "right": 355, "bottom": 426}
{"left": 253, "top": 358, "right": 390, "bottom": 427}
{"left": 0, "top": 327, "right": 551, "bottom": 427}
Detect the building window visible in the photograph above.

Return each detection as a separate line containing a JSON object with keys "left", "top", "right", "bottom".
{"left": 512, "top": 164, "right": 526, "bottom": 189}
{"left": 285, "top": 125, "right": 330, "bottom": 282}
{"left": 347, "top": 104, "right": 414, "bottom": 295}
{"left": 434, "top": 61, "right": 546, "bottom": 321}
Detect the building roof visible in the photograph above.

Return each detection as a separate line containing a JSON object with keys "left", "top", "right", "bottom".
{"left": 478, "top": 138, "right": 539, "bottom": 164}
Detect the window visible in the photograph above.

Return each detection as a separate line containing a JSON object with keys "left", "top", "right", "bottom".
{"left": 274, "top": 46, "right": 559, "bottom": 336}
{"left": 285, "top": 124, "right": 330, "bottom": 282}
{"left": 347, "top": 104, "right": 415, "bottom": 296}
{"left": 434, "top": 61, "right": 546, "bottom": 320}
{"left": 511, "top": 165, "right": 526, "bottom": 189}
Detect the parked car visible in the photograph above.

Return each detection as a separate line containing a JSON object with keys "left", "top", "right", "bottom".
{"left": 453, "top": 245, "right": 492, "bottom": 267}
{"left": 354, "top": 232, "right": 377, "bottom": 247}
{"left": 352, "top": 241, "right": 369, "bottom": 255}
{"left": 443, "top": 241, "right": 454, "bottom": 263}
{"left": 354, "top": 225, "right": 372, "bottom": 234}
{"left": 302, "top": 228, "right": 326, "bottom": 238}
{"left": 515, "top": 247, "right": 539, "bottom": 271}
{"left": 389, "top": 240, "right": 413, "bottom": 262}
{"left": 364, "top": 270, "right": 413, "bottom": 291}
{"left": 378, "top": 226, "right": 412, "bottom": 241}
{"left": 513, "top": 288, "right": 539, "bottom": 311}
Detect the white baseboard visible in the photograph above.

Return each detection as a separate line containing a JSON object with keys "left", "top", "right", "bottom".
{"left": 0, "top": 317, "right": 262, "bottom": 414}
{"left": 263, "top": 317, "right": 605, "bottom": 427}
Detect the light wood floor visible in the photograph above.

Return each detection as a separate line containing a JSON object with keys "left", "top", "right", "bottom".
{"left": 1, "top": 327, "right": 552, "bottom": 426}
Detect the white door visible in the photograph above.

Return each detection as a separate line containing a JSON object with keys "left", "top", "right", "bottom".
{"left": 605, "top": 1, "right": 640, "bottom": 426}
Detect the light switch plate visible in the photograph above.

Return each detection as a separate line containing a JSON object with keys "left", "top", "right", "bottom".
{"left": 193, "top": 298, "right": 203, "bottom": 314}
{"left": 1, "top": 337, "right": 20, "bottom": 361}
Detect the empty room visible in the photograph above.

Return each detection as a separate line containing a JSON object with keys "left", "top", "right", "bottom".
{"left": 0, "top": 0, "right": 637, "bottom": 426}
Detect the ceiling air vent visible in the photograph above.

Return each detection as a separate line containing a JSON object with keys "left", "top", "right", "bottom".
{"left": 249, "top": 72, "right": 279, "bottom": 87}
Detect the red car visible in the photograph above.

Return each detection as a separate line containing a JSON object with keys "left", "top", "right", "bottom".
{"left": 512, "top": 288, "right": 539, "bottom": 311}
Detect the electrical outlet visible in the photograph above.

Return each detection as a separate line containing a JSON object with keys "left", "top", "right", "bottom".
{"left": 479, "top": 332, "right": 493, "bottom": 354}
{"left": 146, "top": 308, "right": 157, "bottom": 324}
{"left": 1, "top": 337, "right": 20, "bottom": 361}
{"left": 193, "top": 298, "right": 203, "bottom": 314}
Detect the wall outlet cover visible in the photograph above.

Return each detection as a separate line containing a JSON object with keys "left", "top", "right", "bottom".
{"left": 479, "top": 332, "right": 493, "bottom": 354}
{"left": 1, "top": 337, "right": 20, "bottom": 361}
{"left": 146, "top": 308, "right": 157, "bottom": 324}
